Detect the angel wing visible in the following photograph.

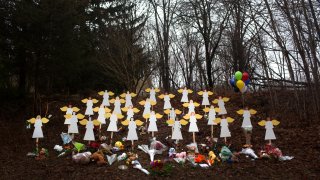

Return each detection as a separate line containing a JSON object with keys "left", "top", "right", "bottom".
{"left": 227, "top": 117, "right": 234, "bottom": 123}
{"left": 156, "top": 113, "right": 163, "bottom": 119}
{"left": 180, "top": 119, "right": 189, "bottom": 125}
{"left": 188, "top": 89, "right": 193, "bottom": 93}
{"left": 208, "top": 91, "right": 214, "bottom": 95}
{"left": 79, "top": 119, "right": 88, "bottom": 125}
{"left": 183, "top": 103, "right": 189, "bottom": 107}
{"left": 150, "top": 100, "right": 156, "bottom": 106}
{"left": 119, "top": 99, "right": 126, "bottom": 103}
{"left": 64, "top": 114, "right": 72, "bottom": 119}
{"left": 166, "top": 119, "right": 174, "bottom": 125}
{"left": 41, "top": 118, "right": 49, "bottom": 124}
{"left": 121, "top": 119, "right": 129, "bottom": 126}
{"left": 93, "top": 120, "right": 101, "bottom": 126}
{"left": 92, "top": 99, "right": 99, "bottom": 103}
{"left": 194, "top": 102, "right": 200, "bottom": 107}
{"left": 81, "top": 98, "right": 88, "bottom": 103}
{"left": 158, "top": 94, "right": 164, "bottom": 99}
{"left": 105, "top": 108, "right": 111, "bottom": 113}
{"left": 223, "top": 97, "right": 230, "bottom": 102}
{"left": 178, "top": 89, "right": 183, "bottom": 93}
{"left": 105, "top": 113, "right": 111, "bottom": 119}
{"left": 214, "top": 118, "right": 221, "bottom": 124}
{"left": 212, "top": 99, "right": 218, "bottom": 104}
{"left": 98, "top": 91, "right": 104, "bottom": 95}
{"left": 108, "top": 91, "right": 114, "bottom": 96}
{"left": 169, "top": 94, "right": 175, "bottom": 98}
{"left": 164, "top": 109, "right": 170, "bottom": 115}
{"left": 60, "top": 106, "right": 68, "bottom": 111}
{"left": 135, "top": 120, "right": 144, "bottom": 126}
{"left": 203, "top": 107, "right": 210, "bottom": 113}
{"left": 27, "top": 118, "right": 36, "bottom": 124}
{"left": 117, "top": 114, "right": 124, "bottom": 119}
{"left": 121, "top": 107, "right": 128, "bottom": 112}
{"left": 214, "top": 108, "right": 221, "bottom": 113}
{"left": 272, "top": 120, "right": 280, "bottom": 126}
{"left": 145, "top": 88, "right": 151, "bottom": 92}
{"left": 258, "top": 120, "right": 266, "bottom": 126}
{"left": 155, "top": 88, "right": 160, "bottom": 92}
{"left": 93, "top": 107, "right": 100, "bottom": 112}
{"left": 175, "top": 109, "right": 182, "bottom": 114}
{"left": 109, "top": 99, "right": 115, "bottom": 103}
{"left": 197, "top": 91, "right": 203, "bottom": 95}
{"left": 143, "top": 114, "right": 150, "bottom": 119}
{"left": 237, "top": 109, "right": 244, "bottom": 115}
{"left": 195, "top": 114, "right": 203, "bottom": 119}
{"left": 120, "top": 93, "right": 126, "bottom": 98}
{"left": 133, "top": 108, "right": 140, "bottom": 113}
{"left": 77, "top": 113, "right": 85, "bottom": 119}
{"left": 183, "top": 114, "right": 190, "bottom": 120}
{"left": 249, "top": 109, "right": 257, "bottom": 115}
{"left": 72, "top": 107, "right": 80, "bottom": 112}
{"left": 130, "top": 93, "right": 137, "bottom": 97}
{"left": 139, "top": 100, "right": 146, "bottom": 106}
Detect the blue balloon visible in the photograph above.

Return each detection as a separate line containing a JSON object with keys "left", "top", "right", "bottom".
{"left": 245, "top": 79, "right": 250, "bottom": 85}
{"left": 229, "top": 77, "right": 235, "bottom": 86}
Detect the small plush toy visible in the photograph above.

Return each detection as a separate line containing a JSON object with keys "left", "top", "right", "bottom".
{"left": 258, "top": 117, "right": 280, "bottom": 144}
{"left": 207, "top": 151, "right": 220, "bottom": 166}
{"left": 120, "top": 91, "right": 137, "bottom": 108}
{"left": 110, "top": 96, "right": 125, "bottom": 115}
{"left": 145, "top": 87, "right": 160, "bottom": 104}
{"left": 98, "top": 90, "right": 114, "bottom": 107}
{"left": 214, "top": 115, "right": 234, "bottom": 143}
{"left": 183, "top": 100, "right": 200, "bottom": 115}
{"left": 212, "top": 96, "right": 229, "bottom": 115}
{"left": 237, "top": 107, "right": 257, "bottom": 145}
{"left": 126, "top": 152, "right": 138, "bottom": 164}
{"left": 198, "top": 90, "right": 214, "bottom": 107}
{"left": 158, "top": 93, "right": 175, "bottom": 109}
{"left": 91, "top": 150, "right": 107, "bottom": 165}
{"left": 81, "top": 97, "right": 99, "bottom": 116}
{"left": 178, "top": 87, "right": 193, "bottom": 103}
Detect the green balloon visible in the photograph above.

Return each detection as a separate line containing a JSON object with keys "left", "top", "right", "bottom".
{"left": 235, "top": 71, "right": 242, "bottom": 80}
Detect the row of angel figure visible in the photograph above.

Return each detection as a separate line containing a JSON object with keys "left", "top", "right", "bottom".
{"left": 28, "top": 87, "right": 280, "bottom": 145}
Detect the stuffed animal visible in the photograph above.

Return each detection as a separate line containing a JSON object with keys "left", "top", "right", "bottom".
{"left": 115, "top": 141, "right": 124, "bottom": 150}
{"left": 194, "top": 154, "right": 206, "bottom": 163}
{"left": 91, "top": 150, "right": 107, "bottom": 165}
{"left": 126, "top": 152, "right": 138, "bottom": 164}
{"left": 35, "top": 148, "right": 48, "bottom": 160}
{"left": 207, "top": 151, "right": 220, "bottom": 165}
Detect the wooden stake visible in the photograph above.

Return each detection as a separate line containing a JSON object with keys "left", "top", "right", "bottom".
{"left": 224, "top": 137, "right": 227, "bottom": 144}
{"left": 110, "top": 132, "right": 113, "bottom": 144}
{"left": 268, "top": 139, "right": 271, "bottom": 145}
{"left": 36, "top": 138, "right": 39, "bottom": 153}
{"left": 99, "top": 124, "right": 102, "bottom": 138}
{"left": 211, "top": 125, "right": 213, "bottom": 138}
{"left": 131, "top": 140, "right": 134, "bottom": 150}
{"left": 193, "top": 132, "right": 196, "bottom": 143}
{"left": 152, "top": 131, "right": 154, "bottom": 137}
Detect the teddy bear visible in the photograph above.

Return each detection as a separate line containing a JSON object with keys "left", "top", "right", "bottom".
{"left": 126, "top": 152, "right": 138, "bottom": 164}
{"left": 91, "top": 150, "right": 107, "bottom": 165}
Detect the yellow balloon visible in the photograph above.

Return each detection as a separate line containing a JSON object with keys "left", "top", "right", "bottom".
{"left": 236, "top": 80, "right": 245, "bottom": 90}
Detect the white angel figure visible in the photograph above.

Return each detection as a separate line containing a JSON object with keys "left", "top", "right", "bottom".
{"left": 65, "top": 112, "right": 85, "bottom": 134}
{"left": 93, "top": 105, "right": 111, "bottom": 125}
{"left": 139, "top": 98, "right": 156, "bottom": 117}
{"left": 214, "top": 116, "right": 234, "bottom": 143}
{"left": 167, "top": 118, "right": 188, "bottom": 141}
{"left": 122, "top": 106, "right": 140, "bottom": 120}
{"left": 145, "top": 111, "right": 163, "bottom": 137}
{"left": 178, "top": 87, "right": 193, "bottom": 103}
{"left": 60, "top": 105, "right": 80, "bottom": 125}
{"left": 98, "top": 90, "right": 114, "bottom": 107}
{"left": 120, "top": 91, "right": 137, "bottom": 108}
{"left": 237, "top": 108, "right": 257, "bottom": 145}
{"left": 183, "top": 100, "right": 200, "bottom": 114}
{"left": 110, "top": 96, "right": 125, "bottom": 115}
{"left": 145, "top": 87, "right": 160, "bottom": 103}
{"left": 183, "top": 112, "right": 203, "bottom": 143}
{"left": 198, "top": 90, "right": 214, "bottom": 106}
{"left": 258, "top": 118, "right": 280, "bottom": 144}
{"left": 27, "top": 115, "right": 49, "bottom": 139}
{"left": 203, "top": 105, "right": 221, "bottom": 138}
{"left": 105, "top": 112, "right": 124, "bottom": 143}
{"left": 122, "top": 118, "right": 144, "bottom": 149}
{"left": 82, "top": 97, "right": 99, "bottom": 116}
{"left": 213, "top": 96, "right": 229, "bottom": 115}
{"left": 80, "top": 117, "right": 100, "bottom": 141}
{"left": 159, "top": 93, "right": 175, "bottom": 109}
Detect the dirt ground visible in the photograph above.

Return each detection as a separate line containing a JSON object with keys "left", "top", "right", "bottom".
{"left": 1, "top": 91, "right": 319, "bottom": 179}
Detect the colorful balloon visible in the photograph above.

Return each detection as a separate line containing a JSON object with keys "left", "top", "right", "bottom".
{"left": 240, "top": 86, "right": 247, "bottom": 93}
{"left": 242, "top": 72, "right": 249, "bottom": 81}
{"left": 229, "top": 77, "right": 235, "bottom": 86}
{"left": 245, "top": 79, "right": 250, "bottom": 85}
{"left": 235, "top": 71, "right": 242, "bottom": 80}
{"left": 236, "top": 80, "right": 245, "bottom": 90}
